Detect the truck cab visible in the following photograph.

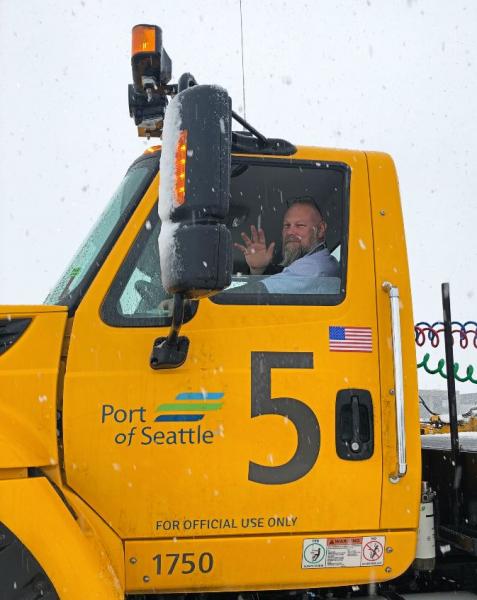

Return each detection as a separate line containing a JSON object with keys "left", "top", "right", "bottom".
{"left": 0, "top": 25, "right": 421, "bottom": 599}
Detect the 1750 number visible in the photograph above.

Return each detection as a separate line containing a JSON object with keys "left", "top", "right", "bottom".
{"left": 153, "top": 552, "right": 214, "bottom": 576}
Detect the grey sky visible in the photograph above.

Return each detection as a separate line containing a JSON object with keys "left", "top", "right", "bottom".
{"left": 0, "top": 0, "right": 476, "bottom": 392}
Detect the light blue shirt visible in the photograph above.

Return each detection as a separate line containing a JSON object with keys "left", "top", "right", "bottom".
{"left": 262, "top": 247, "right": 340, "bottom": 294}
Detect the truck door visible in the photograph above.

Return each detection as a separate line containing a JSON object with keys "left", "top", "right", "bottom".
{"left": 62, "top": 149, "right": 390, "bottom": 592}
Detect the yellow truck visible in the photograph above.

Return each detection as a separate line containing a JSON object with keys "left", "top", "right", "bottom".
{"left": 1, "top": 24, "right": 476, "bottom": 600}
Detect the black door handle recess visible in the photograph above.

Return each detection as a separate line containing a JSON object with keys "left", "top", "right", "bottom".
{"left": 336, "top": 389, "right": 374, "bottom": 460}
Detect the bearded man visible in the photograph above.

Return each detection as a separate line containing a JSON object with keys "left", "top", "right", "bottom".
{"left": 235, "top": 199, "right": 339, "bottom": 292}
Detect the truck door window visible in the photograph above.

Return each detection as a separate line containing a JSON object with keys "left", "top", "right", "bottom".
{"left": 101, "top": 207, "right": 197, "bottom": 327}
{"left": 101, "top": 157, "right": 349, "bottom": 327}
{"left": 213, "top": 158, "right": 349, "bottom": 306}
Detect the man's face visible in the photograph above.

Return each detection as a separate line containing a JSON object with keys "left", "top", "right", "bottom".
{"left": 281, "top": 203, "right": 326, "bottom": 266}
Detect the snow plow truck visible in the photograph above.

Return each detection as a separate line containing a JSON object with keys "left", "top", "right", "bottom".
{"left": 1, "top": 24, "right": 476, "bottom": 600}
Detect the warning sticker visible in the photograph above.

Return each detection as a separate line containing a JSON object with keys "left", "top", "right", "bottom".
{"left": 302, "top": 536, "right": 385, "bottom": 569}
{"left": 361, "top": 537, "right": 384, "bottom": 566}
{"left": 302, "top": 540, "right": 327, "bottom": 568}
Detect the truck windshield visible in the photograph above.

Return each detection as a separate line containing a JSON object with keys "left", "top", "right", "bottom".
{"left": 45, "top": 156, "right": 158, "bottom": 310}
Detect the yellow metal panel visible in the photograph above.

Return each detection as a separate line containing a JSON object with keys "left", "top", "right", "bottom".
{"left": 0, "top": 305, "right": 67, "bottom": 314}
{"left": 0, "top": 467, "right": 27, "bottom": 479}
{"left": 124, "top": 531, "right": 415, "bottom": 593}
{"left": 64, "top": 487, "right": 126, "bottom": 589}
{"left": 366, "top": 152, "right": 421, "bottom": 530}
{"left": 0, "top": 308, "right": 67, "bottom": 468}
{"left": 61, "top": 147, "right": 418, "bottom": 590}
{"left": 64, "top": 151, "right": 381, "bottom": 536}
{"left": 0, "top": 477, "right": 123, "bottom": 599}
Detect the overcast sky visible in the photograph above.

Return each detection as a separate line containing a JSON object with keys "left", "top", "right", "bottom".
{"left": 0, "top": 0, "right": 476, "bottom": 392}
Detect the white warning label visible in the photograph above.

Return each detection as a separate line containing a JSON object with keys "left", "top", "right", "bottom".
{"left": 360, "top": 536, "right": 385, "bottom": 566}
{"left": 302, "top": 536, "right": 385, "bottom": 569}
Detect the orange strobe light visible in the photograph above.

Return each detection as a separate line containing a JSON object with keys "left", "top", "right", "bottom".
{"left": 131, "top": 24, "right": 158, "bottom": 56}
{"left": 175, "top": 130, "right": 188, "bottom": 205}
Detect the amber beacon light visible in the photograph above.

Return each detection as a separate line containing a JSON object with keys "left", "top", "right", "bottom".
{"left": 128, "top": 24, "right": 172, "bottom": 137}
{"left": 131, "top": 24, "right": 159, "bottom": 56}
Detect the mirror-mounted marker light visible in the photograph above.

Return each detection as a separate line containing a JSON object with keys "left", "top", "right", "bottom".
{"left": 175, "top": 130, "right": 188, "bottom": 205}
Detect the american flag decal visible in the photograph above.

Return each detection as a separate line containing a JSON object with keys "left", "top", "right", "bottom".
{"left": 329, "top": 326, "right": 373, "bottom": 352}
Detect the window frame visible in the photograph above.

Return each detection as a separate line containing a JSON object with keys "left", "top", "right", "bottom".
{"left": 101, "top": 156, "right": 350, "bottom": 329}
{"left": 211, "top": 156, "right": 350, "bottom": 307}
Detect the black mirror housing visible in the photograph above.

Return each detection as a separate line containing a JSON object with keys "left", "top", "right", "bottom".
{"left": 159, "top": 84, "right": 232, "bottom": 298}
{"left": 159, "top": 223, "right": 232, "bottom": 297}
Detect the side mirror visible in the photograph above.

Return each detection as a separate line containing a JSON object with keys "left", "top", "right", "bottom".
{"left": 158, "top": 84, "right": 232, "bottom": 299}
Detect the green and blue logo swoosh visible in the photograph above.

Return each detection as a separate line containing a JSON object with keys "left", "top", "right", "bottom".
{"left": 155, "top": 392, "right": 224, "bottom": 422}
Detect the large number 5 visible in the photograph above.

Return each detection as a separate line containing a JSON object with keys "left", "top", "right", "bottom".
{"left": 248, "top": 352, "right": 320, "bottom": 485}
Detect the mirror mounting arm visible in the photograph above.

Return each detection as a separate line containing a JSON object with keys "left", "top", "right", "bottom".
{"left": 168, "top": 292, "right": 186, "bottom": 345}
{"left": 231, "top": 110, "right": 268, "bottom": 146}
{"left": 150, "top": 293, "right": 190, "bottom": 370}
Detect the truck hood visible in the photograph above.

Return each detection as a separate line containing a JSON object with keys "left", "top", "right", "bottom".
{"left": 0, "top": 305, "right": 68, "bottom": 468}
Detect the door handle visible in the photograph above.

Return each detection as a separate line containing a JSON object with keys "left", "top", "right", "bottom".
{"left": 350, "top": 395, "right": 361, "bottom": 453}
{"left": 382, "top": 282, "right": 407, "bottom": 483}
{"left": 336, "top": 389, "right": 374, "bottom": 460}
